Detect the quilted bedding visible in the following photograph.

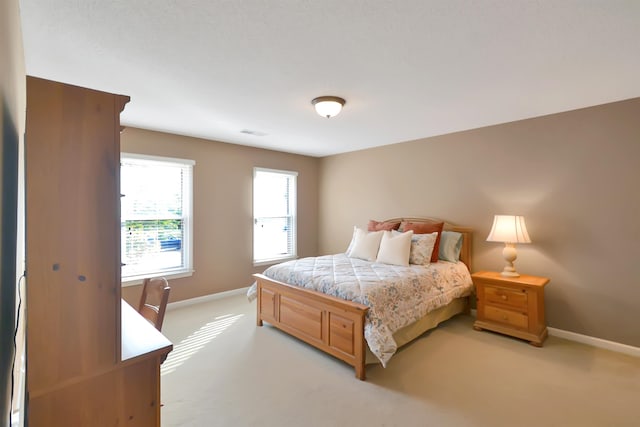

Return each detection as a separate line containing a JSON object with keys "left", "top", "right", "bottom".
{"left": 247, "top": 253, "right": 473, "bottom": 366}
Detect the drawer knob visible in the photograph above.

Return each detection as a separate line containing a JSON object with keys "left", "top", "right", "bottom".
{"left": 501, "top": 295, "right": 507, "bottom": 300}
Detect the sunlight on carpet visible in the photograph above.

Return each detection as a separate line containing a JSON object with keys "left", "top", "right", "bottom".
{"left": 161, "top": 313, "right": 243, "bottom": 376}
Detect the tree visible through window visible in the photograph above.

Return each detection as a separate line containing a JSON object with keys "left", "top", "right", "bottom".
{"left": 121, "top": 153, "right": 194, "bottom": 281}
{"left": 253, "top": 168, "right": 297, "bottom": 264}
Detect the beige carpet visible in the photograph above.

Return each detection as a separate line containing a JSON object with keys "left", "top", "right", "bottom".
{"left": 159, "top": 293, "right": 640, "bottom": 427}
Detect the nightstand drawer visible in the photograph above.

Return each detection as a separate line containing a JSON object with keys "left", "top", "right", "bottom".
{"left": 484, "top": 306, "right": 528, "bottom": 329}
{"left": 485, "top": 285, "right": 527, "bottom": 309}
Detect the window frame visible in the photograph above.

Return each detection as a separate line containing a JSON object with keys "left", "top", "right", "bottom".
{"left": 120, "top": 152, "right": 195, "bottom": 286}
{"left": 252, "top": 167, "right": 298, "bottom": 266}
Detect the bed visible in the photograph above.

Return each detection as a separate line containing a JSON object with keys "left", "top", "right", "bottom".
{"left": 249, "top": 217, "right": 473, "bottom": 380}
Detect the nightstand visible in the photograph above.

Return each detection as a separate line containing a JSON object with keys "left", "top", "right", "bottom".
{"left": 472, "top": 271, "right": 550, "bottom": 347}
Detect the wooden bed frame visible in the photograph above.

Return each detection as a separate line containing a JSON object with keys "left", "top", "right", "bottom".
{"left": 254, "top": 217, "right": 473, "bottom": 380}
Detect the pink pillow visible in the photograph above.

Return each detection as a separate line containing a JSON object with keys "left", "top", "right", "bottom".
{"left": 368, "top": 219, "right": 401, "bottom": 232}
{"left": 400, "top": 221, "right": 444, "bottom": 263}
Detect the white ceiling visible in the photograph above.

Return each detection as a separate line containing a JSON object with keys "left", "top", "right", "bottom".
{"left": 19, "top": 1, "right": 640, "bottom": 157}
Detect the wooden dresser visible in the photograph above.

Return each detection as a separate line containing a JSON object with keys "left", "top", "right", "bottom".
{"left": 472, "top": 271, "right": 550, "bottom": 347}
{"left": 25, "top": 77, "right": 172, "bottom": 426}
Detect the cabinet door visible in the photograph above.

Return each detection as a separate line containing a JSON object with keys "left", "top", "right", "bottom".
{"left": 28, "top": 357, "right": 160, "bottom": 427}
{"left": 26, "top": 77, "right": 128, "bottom": 392}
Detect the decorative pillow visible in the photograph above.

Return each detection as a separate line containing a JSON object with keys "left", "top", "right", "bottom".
{"left": 400, "top": 220, "right": 445, "bottom": 263}
{"left": 439, "top": 231, "right": 463, "bottom": 262}
{"left": 392, "top": 230, "right": 438, "bottom": 265}
{"left": 368, "top": 219, "right": 401, "bottom": 232}
{"left": 376, "top": 230, "right": 413, "bottom": 266}
{"left": 409, "top": 232, "right": 438, "bottom": 265}
{"left": 347, "top": 228, "right": 384, "bottom": 262}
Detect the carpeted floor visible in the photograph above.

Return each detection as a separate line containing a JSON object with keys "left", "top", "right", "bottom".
{"left": 159, "top": 293, "right": 640, "bottom": 427}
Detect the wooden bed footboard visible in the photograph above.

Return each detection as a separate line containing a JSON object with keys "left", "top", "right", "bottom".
{"left": 254, "top": 273, "right": 369, "bottom": 380}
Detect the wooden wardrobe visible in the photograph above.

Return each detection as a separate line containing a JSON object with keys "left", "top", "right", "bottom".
{"left": 25, "top": 77, "right": 172, "bottom": 426}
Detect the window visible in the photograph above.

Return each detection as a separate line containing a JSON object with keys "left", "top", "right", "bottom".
{"left": 121, "top": 153, "right": 194, "bottom": 283}
{"left": 253, "top": 168, "right": 297, "bottom": 264}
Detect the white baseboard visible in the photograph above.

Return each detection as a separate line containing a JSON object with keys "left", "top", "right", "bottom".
{"left": 168, "top": 297, "right": 640, "bottom": 358}
{"left": 547, "top": 327, "right": 640, "bottom": 358}
{"left": 469, "top": 309, "right": 639, "bottom": 358}
{"left": 166, "top": 286, "right": 250, "bottom": 311}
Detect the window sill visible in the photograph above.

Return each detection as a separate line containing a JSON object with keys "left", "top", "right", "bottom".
{"left": 121, "top": 269, "right": 194, "bottom": 287}
{"left": 253, "top": 256, "right": 297, "bottom": 268}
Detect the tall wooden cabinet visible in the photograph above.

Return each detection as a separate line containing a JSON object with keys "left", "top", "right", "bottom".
{"left": 25, "top": 77, "right": 172, "bottom": 426}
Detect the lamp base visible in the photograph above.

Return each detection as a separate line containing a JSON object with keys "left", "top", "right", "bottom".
{"left": 501, "top": 270, "right": 520, "bottom": 278}
{"left": 501, "top": 243, "right": 521, "bottom": 277}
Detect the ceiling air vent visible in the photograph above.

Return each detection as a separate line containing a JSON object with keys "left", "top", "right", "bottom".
{"left": 240, "top": 129, "right": 267, "bottom": 137}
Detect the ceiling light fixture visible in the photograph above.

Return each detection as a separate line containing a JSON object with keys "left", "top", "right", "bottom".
{"left": 311, "top": 96, "right": 346, "bottom": 118}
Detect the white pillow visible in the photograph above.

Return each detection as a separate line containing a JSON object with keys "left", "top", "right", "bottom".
{"left": 376, "top": 230, "right": 413, "bottom": 266}
{"left": 348, "top": 228, "right": 384, "bottom": 261}
{"left": 345, "top": 226, "right": 357, "bottom": 254}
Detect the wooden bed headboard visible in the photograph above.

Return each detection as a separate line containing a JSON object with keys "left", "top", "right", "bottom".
{"left": 384, "top": 217, "right": 473, "bottom": 271}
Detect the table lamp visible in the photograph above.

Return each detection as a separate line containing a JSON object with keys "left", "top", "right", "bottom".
{"left": 486, "top": 215, "right": 531, "bottom": 277}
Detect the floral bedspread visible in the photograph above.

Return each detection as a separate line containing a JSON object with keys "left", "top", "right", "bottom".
{"left": 247, "top": 254, "right": 473, "bottom": 367}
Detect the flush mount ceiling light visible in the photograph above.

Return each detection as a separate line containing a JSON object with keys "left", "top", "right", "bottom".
{"left": 311, "top": 96, "right": 346, "bottom": 118}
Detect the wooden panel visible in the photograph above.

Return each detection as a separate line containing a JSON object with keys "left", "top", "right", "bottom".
{"left": 485, "top": 285, "right": 527, "bottom": 309}
{"left": 328, "top": 313, "right": 355, "bottom": 356}
{"left": 28, "top": 356, "right": 162, "bottom": 427}
{"left": 527, "top": 288, "right": 546, "bottom": 335}
{"left": 259, "top": 287, "right": 277, "bottom": 323}
{"left": 25, "top": 77, "right": 128, "bottom": 391}
{"left": 279, "top": 295, "right": 323, "bottom": 342}
{"left": 121, "top": 358, "right": 161, "bottom": 426}
{"left": 28, "top": 368, "right": 121, "bottom": 427}
{"left": 255, "top": 274, "right": 368, "bottom": 379}
{"left": 484, "top": 305, "right": 528, "bottom": 330}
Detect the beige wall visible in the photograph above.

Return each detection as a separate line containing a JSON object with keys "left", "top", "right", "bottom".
{"left": 319, "top": 98, "right": 640, "bottom": 347}
{"left": 1, "top": 0, "right": 26, "bottom": 422}
{"left": 120, "top": 128, "right": 319, "bottom": 305}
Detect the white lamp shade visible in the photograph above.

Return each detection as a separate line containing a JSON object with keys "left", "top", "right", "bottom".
{"left": 312, "top": 96, "right": 345, "bottom": 118}
{"left": 486, "top": 215, "right": 531, "bottom": 244}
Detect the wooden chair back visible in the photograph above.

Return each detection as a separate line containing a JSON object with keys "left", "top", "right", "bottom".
{"left": 138, "top": 277, "right": 171, "bottom": 331}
